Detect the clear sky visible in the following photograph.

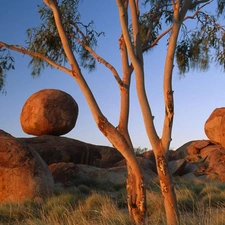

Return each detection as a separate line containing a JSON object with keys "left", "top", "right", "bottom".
{"left": 1, "top": 0, "right": 224, "bottom": 150}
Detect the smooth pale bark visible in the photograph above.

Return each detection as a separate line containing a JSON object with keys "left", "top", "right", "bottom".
{"left": 154, "top": 145, "right": 179, "bottom": 225}
{"left": 118, "top": 34, "right": 146, "bottom": 225}
{"left": 117, "top": 1, "right": 191, "bottom": 225}
{"left": 0, "top": 1, "right": 201, "bottom": 225}
{"left": 44, "top": 1, "right": 146, "bottom": 224}
{"left": 159, "top": 1, "right": 192, "bottom": 221}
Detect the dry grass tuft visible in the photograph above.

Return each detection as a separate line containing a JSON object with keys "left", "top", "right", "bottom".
{"left": 1, "top": 178, "right": 225, "bottom": 224}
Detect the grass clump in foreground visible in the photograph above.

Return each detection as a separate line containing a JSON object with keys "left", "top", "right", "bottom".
{"left": 1, "top": 179, "right": 225, "bottom": 225}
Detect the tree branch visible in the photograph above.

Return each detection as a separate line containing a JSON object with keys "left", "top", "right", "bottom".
{"left": 190, "top": 0, "right": 212, "bottom": 9}
{"left": 116, "top": 0, "right": 160, "bottom": 148}
{"left": 70, "top": 23, "right": 124, "bottom": 88}
{"left": 143, "top": 0, "right": 213, "bottom": 52}
{"left": 0, "top": 41, "right": 72, "bottom": 75}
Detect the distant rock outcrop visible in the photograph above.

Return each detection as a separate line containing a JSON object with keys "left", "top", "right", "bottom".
{"left": 170, "top": 140, "right": 225, "bottom": 182}
{"left": 204, "top": 107, "right": 225, "bottom": 148}
{"left": 20, "top": 89, "right": 79, "bottom": 136}
{"left": 0, "top": 130, "right": 54, "bottom": 202}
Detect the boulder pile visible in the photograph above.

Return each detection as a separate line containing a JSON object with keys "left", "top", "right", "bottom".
{"left": 2, "top": 88, "right": 225, "bottom": 202}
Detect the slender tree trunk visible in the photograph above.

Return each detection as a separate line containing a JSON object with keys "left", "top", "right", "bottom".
{"left": 154, "top": 144, "right": 179, "bottom": 225}
{"left": 97, "top": 118, "right": 146, "bottom": 225}
{"left": 116, "top": 13, "right": 146, "bottom": 225}
{"left": 126, "top": 164, "right": 146, "bottom": 225}
{"left": 43, "top": 2, "right": 146, "bottom": 224}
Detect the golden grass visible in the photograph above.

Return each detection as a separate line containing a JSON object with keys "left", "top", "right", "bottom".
{"left": 1, "top": 178, "right": 225, "bottom": 224}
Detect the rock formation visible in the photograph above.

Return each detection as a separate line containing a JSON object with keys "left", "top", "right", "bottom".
{"left": 0, "top": 130, "right": 54, "bottom": 202}
{"left": 20, "top": 89, "right": 79, "bottom": 136}
{"left": 204, "top": 107, "right": 225, "bottom": 148}
{"left": 18, "top": 135, "right": 120, "bottom": 167}
{"left": 49, "top": 162, "right": 79, "bottom": 187}
{"left": 169, "top": 140, "right": 225, "bottom": 182}
{"left": 2, "top": 105, "right": 225, "bottom": 202}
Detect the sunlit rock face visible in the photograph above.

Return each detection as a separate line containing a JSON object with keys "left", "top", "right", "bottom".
{"left": 204, "top": 107, "right": 225, "bottom": 148}
{"left": 0, "top": 130, "right": 54, "bottom": 202}
{"left": 20, "top": 89, "right": 79, "bottom": 136}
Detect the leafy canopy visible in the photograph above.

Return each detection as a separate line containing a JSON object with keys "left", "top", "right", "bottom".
{"left": 1, "top": 0, "right": 225, "bottom": 90}
{"left": 26, "top": 0, "right": 104, "bottom": 76}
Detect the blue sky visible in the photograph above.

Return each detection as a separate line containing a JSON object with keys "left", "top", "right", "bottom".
{"left": 1, "top": 0, "right": 224, "bottom": 149}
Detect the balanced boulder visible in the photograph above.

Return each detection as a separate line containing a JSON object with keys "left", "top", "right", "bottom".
{"left": 204, "top": 107, "right": 225, "bottom": 148}
{"left": 20, "top": 89, "right": 78, "bottom": 136}
{"left": 0, "top": 130, "right": 54, "bottom": 202}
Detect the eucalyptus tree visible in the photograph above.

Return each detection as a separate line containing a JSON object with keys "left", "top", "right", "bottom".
{"left": 1, "top": 0, "right": 225, "bottom": 225}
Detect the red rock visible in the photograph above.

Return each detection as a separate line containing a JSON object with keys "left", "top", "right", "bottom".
{"left": 49, "top": 162, "right": 79, "bottom": 187}
{"left": 205, "top": 107, "right": 225, "bottom": 148}
{"left": 200, "top": 145, "right": 220, "bottom": 158}
{"left": 186, "top": 140, "right": 211, "bottom": 155}
{"left": 18, "top": 135, "right": 123, "bottom": 169}
{"left": 172, "top": 140, "right": 210, "bottom": 160}
{"left": 0, "top": 130, "right": 54, "bottom": 202}
{"left": 20, "top": 89, "right": 78, "bottom": 136}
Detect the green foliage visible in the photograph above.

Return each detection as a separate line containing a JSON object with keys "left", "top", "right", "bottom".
{"left": 141, "top": 0, "right": 225, "bottom": 74}
{"left": 0, "top": 47, "right": 14, "bottom": 91}
{"left": 1, "top": 0, "right": 225, "bottom": 90}
{"left": 26, "top": 0, "right": 103, "bottom": 76}
{"left": 217, "top": 0, "right": 225, "bottom": 16}
{"left": 134, "top": 146, "right": 148, "bottom": 155}
{"left": 139, "top": 1, "right": 174, "bottom": 50}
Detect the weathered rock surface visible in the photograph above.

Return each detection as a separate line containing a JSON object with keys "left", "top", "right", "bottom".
{"left": 114, "top": 156, "right": 156, "bottom": 172}
{"left": 169, "top": 139, "right": 225, "bottom": 182}
{"left": 169, "top": 159, "right": 187, "bottom": 176}
{"left": 20, "top": 89, "right": 78, "bottom": 136}
{"left": 172, "top": 140, "right": 211, "bottom": 160}
{"left": 18, "top": 135, "right": 120, "bottom": 168}
{"left": 76, "top": 164, "right": 157, "bottom": 186}
{"left": 0, "top": 130, "right": 54, "bottom": 202}
{"left": 205, "top": 107, "right": 225, "bottom": 148}
{"left": 49, "top": 162, "right": 79, "bottom": 187}
{"left": 15, "top": 132, "right": 225, "bottom": 184}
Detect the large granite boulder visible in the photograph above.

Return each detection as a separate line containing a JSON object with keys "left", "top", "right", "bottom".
{"left": 19, "top": 135, "right": 101, "bottom": 166}
{"left": 0, "top": 130, "right": 54, "bottom": 202}
{"left": 20, "top": 89, "right": 78, "bottom": 136}
{"left": 204, "top": 107, "right": 225, "bottom": 148}
{"left": 18, "top": 135, "right": 120, "bottom": 168}
{"left": 97, "top": 146, "right": 123, "bottom": 168}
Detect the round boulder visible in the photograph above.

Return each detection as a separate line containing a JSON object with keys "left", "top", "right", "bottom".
{"left": 0, "top": 130, "right": 54, "bottom": 202}
{"left": 20, "top": 89, "right": 78, "bottom": 136}
{"left": 204, "top": 107, "right": 225, "bottom": 148}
